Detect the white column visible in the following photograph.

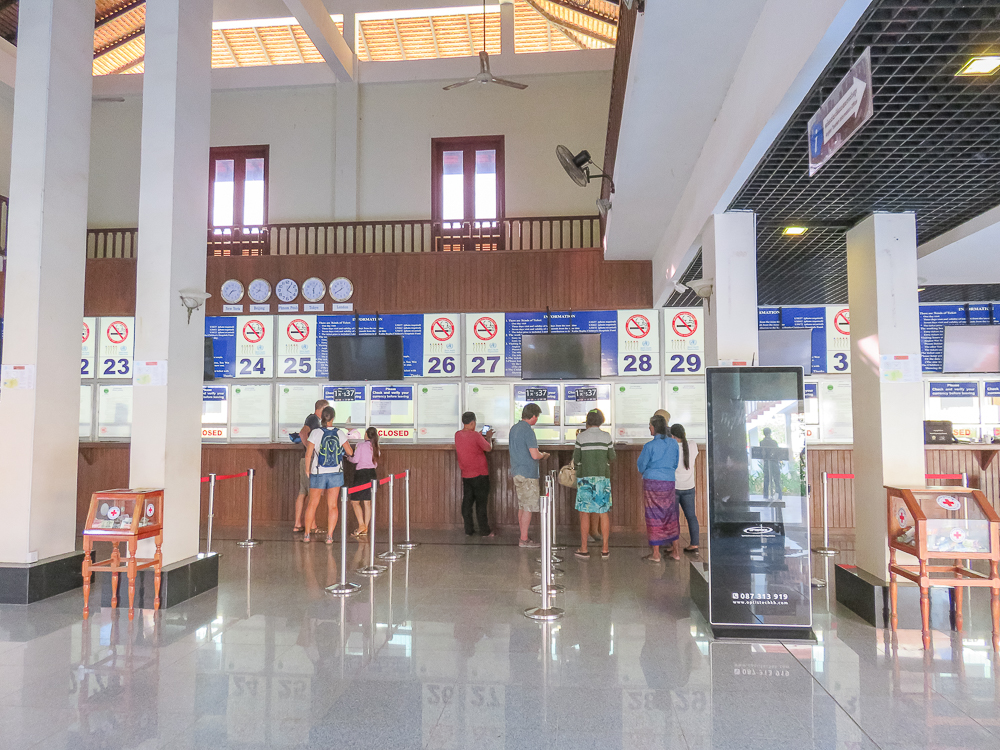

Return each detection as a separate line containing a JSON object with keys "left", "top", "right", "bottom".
{"left": 847, "top": 212, "right": 925, "bottom": 578}
{"left": 700, "top": 212, "right": 759, "bottom": 366}
{"left": 334, "top": 9, "right": 359, "bottom": 226}
{"left": 129, "top": 0, "right": 213, "bottom": 566}
{"left": 0, "top": 1, "right": 93, "bottom": 564}
{"left": 500, "top": 1, "right": 515, "bottom": 56}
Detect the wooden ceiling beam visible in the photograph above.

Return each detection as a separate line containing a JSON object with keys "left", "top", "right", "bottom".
{"left": 95, "top": 0, "right": 144, "bottom": 30}
{"left": 94, "top": 26, "right": 144, "bottom": 60}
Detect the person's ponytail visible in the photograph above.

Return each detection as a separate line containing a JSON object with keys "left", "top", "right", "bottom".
{"left": 670, "top": 423, "right": 690, "bottom": 470}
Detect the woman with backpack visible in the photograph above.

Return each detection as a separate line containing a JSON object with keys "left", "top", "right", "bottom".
{"left": 670, "top": 423, "right": 700, "bottom": 553}
{"left": 302, "top": 406, "right": 354, "bottom": 543}
{"left": 346, "top": 427, "right": 381, "bottom": 537}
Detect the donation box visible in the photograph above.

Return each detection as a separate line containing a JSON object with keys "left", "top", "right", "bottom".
{"left": 705, "top": 367, "right": 812, "bottom": 638}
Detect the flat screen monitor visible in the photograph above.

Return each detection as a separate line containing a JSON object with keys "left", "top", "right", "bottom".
{"left": 520, "top": 333, "right": 601, "bottom": 380}
{"left": 942, "top": 325, "right": 1000, "bottom": 373}
{"left": 327, "top": 336, "right": 405, "bottom": 381}
{"left": 758, "top": 329, "right": 813, "bottom": 375}
{"left": 204, "top": 337, "right": 215, "bottom": 382}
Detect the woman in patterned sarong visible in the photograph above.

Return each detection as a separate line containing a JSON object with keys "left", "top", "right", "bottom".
{"left": 637, "top": 414, "right": 680, "bottom": 562}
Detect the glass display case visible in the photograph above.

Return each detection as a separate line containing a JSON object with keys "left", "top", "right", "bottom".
{"left": 886, "top": 485, "right": 1000, "bottom": 650}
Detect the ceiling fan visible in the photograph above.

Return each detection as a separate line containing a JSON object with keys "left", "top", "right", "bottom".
{"left": 443, "top": 1, "right": 527, "bottom": 91}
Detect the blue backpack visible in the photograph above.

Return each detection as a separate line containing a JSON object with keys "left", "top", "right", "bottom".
{"left": 316, "top": 427, "right": 344, "bottom": 470}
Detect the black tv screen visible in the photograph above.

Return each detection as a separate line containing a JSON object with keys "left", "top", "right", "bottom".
{"left": 943, "top": 325, "right": 1000, "bottom": 373}
{"left": 758, "top": 329, "right": 813, "bottom": 375}
{"left": 521, "top": 333, "right": 601, "bottom": 379}
{"left": 327, "top": 336, "right": 405, "bottom": 380}
{"left": 204, "top": 337, "right": 215, "bottom": 382}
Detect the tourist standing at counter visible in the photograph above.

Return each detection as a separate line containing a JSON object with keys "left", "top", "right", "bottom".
{"left": 302, "top": 406, "right": 354, "bottom": 544}
{"left": 455, "top": 411, "right": 495, "bottom": 537}
{"left": 670, "top": 423, "right": 699, "bottom": 553}
{"left": 509, "top": 403, "right": 550, "bottom": 548}
{"left": 346, "top": 427, "right": 381, "bottom": 537}
{"left": 292, "top": 399, "right": 330, "bottom": 533}
{"left": 637, "top": 414, "right": 680, "bottom": 562}
{"left": 573, "top": 409, "right": 615, "bottom": 560}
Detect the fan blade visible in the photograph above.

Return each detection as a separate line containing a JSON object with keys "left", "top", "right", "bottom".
{"left": 443, "top": 78, "right": 477, "bottom": 90}
{"left": 491, "top": 77, "right": 528, "bottom": 90}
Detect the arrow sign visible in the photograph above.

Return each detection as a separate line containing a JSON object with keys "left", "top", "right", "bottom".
{"left": 808, "top": 47, "right": 873, "bottom": 176}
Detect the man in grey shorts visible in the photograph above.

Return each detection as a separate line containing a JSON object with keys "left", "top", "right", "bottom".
{"left": 508, "top": 403, "right": 550, "bottom": 547}
{"left": 292, "top": 399, "right": 329, "bottom": 532}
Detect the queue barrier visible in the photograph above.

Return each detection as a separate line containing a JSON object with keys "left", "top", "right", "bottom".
{"left": 814, "top": 471, "right": 968, "bottom": 556}
{"left": 201, "top": 470, "right": 252, "bottom": 554}
{"left": 525, "top": 473, "right": 563, "bottom": 621}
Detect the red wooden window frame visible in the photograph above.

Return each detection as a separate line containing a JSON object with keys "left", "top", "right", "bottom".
{"left": 431, "top": 135, "right": 505, "bottom": 222}
{"left": 208, "top": 145, "right": 270, "bottom": 227}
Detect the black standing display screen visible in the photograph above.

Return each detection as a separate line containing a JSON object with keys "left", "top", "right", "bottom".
{"left": 520, "top": 333, "right": 601, "bottom": 379}
{"left": 705, "top": 367, "right": 811, "bottom": 634}
{"left": 327, "top": 336, "right": 405, "bottom": 381}
{"left": 204, "top": 337, "right": 215, "bottom": 382}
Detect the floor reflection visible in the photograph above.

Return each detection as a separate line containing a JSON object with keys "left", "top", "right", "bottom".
{"left": 0, "top": 535, "right": 998, "bottom": 748}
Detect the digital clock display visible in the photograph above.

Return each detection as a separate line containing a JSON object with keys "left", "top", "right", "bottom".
{"left": 333, "top": 388, "right": 357, "bottom": 401}
{"left": 524, "top": 388, "right": 549, "bottom": 401}
{"left": 574, "top": 387, "right": 598, "bottom": 400}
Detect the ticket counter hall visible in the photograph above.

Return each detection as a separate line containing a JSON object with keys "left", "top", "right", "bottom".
{"left": 2, "top": 1, "right": 1000, "bottom": 748}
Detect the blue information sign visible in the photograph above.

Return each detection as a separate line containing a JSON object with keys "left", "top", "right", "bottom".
{"left": 205, "top": 317, "right": 237, "bottom": 378}
{"left": 928, "top": 382, "right": 979, "bottom": 398}
{"left": 514, "top": 385, "right": 558, "bottom": 402}
{"left": 758, "top": 307, "right": 827, "bottom": 373}
{"left": 315, "top": 314, "right": 424, "bottom": 378}
{"left": 504, "top": 311, "right": 617, "bottom": 377}
{"left": 918, "top": 304, "right": 995, "bottom": 373}
{"left": 985, "top": 382, "right": 1000, "bottom": 398}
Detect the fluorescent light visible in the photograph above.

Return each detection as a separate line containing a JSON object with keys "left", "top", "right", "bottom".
{"left": 956, "top": 56, "right": 1000, "bottom": 76}
{"left": 783, "top": 227, "right": 808, "bottom": 236}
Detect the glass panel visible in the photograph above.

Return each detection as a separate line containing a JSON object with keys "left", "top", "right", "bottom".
{"left": 277, "top": 384, "right": 322, "bottom": 440}
{"left": 212, "top": 159, "right": 235, "bottom": 226}
{"left": 243, "top": 157, "right": 265, "bottom": 226}
{"left": 441, "top": 150, "right": 464, "bottom": 222}
{"left": 474, "top": 149, "right": 497, "bottom": 220}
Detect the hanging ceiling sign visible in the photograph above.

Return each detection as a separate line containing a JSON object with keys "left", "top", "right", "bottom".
{"left": 808, "top": 47, "right": 873, "bottom": 176}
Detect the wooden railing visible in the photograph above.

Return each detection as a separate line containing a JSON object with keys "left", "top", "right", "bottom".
{"left": 82, "top": 215, "right": 601, "bottom": 259}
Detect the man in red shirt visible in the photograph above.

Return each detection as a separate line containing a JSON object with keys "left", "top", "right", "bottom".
{"left": 455, "top": 411, "right": 495, "bottom": 537}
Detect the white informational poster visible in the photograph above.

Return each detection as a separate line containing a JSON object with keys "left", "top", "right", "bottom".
{"left": 99, "top": 316, "right": 134, "bottom": 380}
{"left": 825, "top": 305, "right": 851, "bottom": 373}
{"left": 614, "top": 382, "right": 660, "bottom": 439}
{"left": 464, "top": 312, "right": 505, "bottom": 377}
{"left": 323, "top": 385, "right": 368, "bottom": 428}
{"left": 513, "top": 384, "right": 560, "bottom": 442}
{"left": 276, "top": 315, "right": 316, "bottom": 378}
{"left": 370, "top": 385, "right": 414, "bottom": 425}
{"left": 417, "top": 382, "right": 461, "bottom": 440}
{"left": 665, "top": 380, "right": 707, "bottom": 439}
{"left": 662, "top": 307, "right": 704, "bottom": 375}
{"left": 277, "top": 383, "right": 321, "bottom": 439}
{"left": 81, "top": 317, "right": 96, "bottom": 379}
{"left": 616, "top": 309, "right": 660, "bottom": 376}
{"left": 423, "top": 314, "right": 461, "bottom": 377}
{"left": 80, "top": 385, "right": 93, "bottom": 440}
{"left": 818, "top": 381, "right": 853, "bottom": 442}
{"left": 880, "top": 353, "right": 921, "bottom": 383}
{"left": 230, "top": 384, "right": 272, "bottom": 440}
{"left": 926, "top": 382, "right": 981, "bottom": 424}
{"left": 465, "top": 383, "right": 511, "bottom": 439}
{"left": 235, "top": 316, "right": 274, "bottom": 378}
{"left": 133, "top": 360, "right": 167, "bottom": 387}
{"left": 97, "top": 384, "right": 132, "bottom": 439}
{"left": 202, "top": 386, "right": 228, "bottom": 441}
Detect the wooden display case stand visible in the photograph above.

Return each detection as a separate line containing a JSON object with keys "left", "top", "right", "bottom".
{"left": 81, "top": 489, "right": 164, "bottom": 621}
{"left": 886, "top": 485, "right": 1000, "bottom": 651}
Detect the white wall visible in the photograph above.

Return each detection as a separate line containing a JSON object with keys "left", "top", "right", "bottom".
{"left": 84, "top": 70, "right": 610, "bottom": 227}
{"left": 0, "top": 84, "right": 15, "bottom": 195}
{"left": 358, "top": 70, "right": 611, "bottom": 220}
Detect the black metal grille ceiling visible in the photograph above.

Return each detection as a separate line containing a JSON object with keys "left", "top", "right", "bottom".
{"left": 720, "top": 0, "right": 1000, "bottom": 307}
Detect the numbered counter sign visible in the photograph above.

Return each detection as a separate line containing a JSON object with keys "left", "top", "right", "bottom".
{"left": 98, "top": 317, "right": 134, "bottom": 380}
{"left": 423, "top": 313, "right": 461, "bottom": 377}
{"left": 235, "top": 316, "right": 274, "bottom": 378}
{"left": 464, "top": 312, "right": 505, "bottom": 377}
{"left": 81, "top": 317, "right": 96, "bottom": 379}
{"left": 277, "top": 315, "right": 315, "bottom": 378}
{"left": 663, "top": 308, "right": 703, "bottom": 374}
{"left": 616, "top": 310, "right": 660, "bottom": 376}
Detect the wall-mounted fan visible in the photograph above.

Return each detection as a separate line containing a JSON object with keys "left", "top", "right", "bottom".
{"left": 444, "top": 1, "right": 527, "bottom": 91}
{"left": 557, "top": 145, "right": 616, "bottom": 213}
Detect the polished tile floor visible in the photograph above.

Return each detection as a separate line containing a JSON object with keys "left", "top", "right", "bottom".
{"left": 1, "top": 532, "right": 998, "bottom": 749}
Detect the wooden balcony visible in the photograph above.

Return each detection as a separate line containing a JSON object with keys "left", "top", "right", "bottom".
{"left": 84, "top": 215, "right": 602, "bottom": 259}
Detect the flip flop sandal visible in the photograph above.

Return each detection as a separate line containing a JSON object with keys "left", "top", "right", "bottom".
{"left": 301, "top": 533, "right": 312, "bottom": 543}
{"left": 292, "top": 526, "right": 305, "bottom": 533}
{"left": 684, "top": 546, "right": 699, "bottom": 553}
{"left": 574, "top": 550, "right": 591, "bottom": 559}
{"left": 601, "top": 550, "right": 610, "bottom": 559}
{"left": 325, "top": 535, "right": 334, "bottom": 545}
{"left": 642, "top": 553, "right": 663, "bottom": 563}
{"left": 351, "top": 528, "right": 365, "bottom": 538}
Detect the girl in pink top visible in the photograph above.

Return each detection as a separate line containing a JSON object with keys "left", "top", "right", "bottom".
{"left": 347, "top": 427, "right": 380, "bottom": 536}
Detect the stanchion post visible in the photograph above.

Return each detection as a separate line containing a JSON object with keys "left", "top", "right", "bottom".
{"left": 206, "top": 473, "right": 216, "bottom": 554}
{"left": 358, "top": 480, "right": 386, "bottom": 576}
{"left": 398, "top": 469, "right": 418, "bottom": 549}
{"left": 327, "top": 487, "right": 361, "bottom": 596}
{"left": 379, "top": 475, "right": 404, "bottom": 561}
{"left": 526, "top": 482, "right": 564, "bottom": 621}
{"left": 237, "top": 468, "right": 260, "bottom": 548}
{"left": 549, "top": 471, "right": 565, "bottom": 551}
{"left": 812, "top": 471, "right": 836, "bottom": 556}
{"left": 962, "top": 472, "right": 968, "bottom": 488}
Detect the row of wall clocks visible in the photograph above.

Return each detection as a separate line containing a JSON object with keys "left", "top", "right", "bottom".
{"left": 220, "top": 276, "right": 355, "bottom": 305}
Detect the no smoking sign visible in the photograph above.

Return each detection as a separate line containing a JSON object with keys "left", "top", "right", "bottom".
{"left": 671, "top": 311, "right": 698, "bottom": 338}
{"left": 243, "top": 320, "right": 266, "bottom": 343}
{"left": 286, "top": 319, "right": 310, "bottom": 343}
{"left": 834, "top": 309, "right": 850, "bottom": 335}
{"left": 106, "top": 321, "right": 129, "bottom": 344}
{"left": 430, "top": 318, "right": 455, "bottom": 342}
{"left": 626, "top": 314, "right": 651, "bottom": 339}
{"left": 474, "top": 317, "right": 498, "bottom": 341}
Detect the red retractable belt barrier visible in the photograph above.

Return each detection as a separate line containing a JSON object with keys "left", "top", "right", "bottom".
{"left": 393, "top": 472, "right": 406, "bottom": 479}
{"left": 824, "top": 474, "right": 965, "bottom": 480}
{"left": 826, "top": 474, "right": 854, "bottom": 479}
{"left": 347, "top": 483, "right": 371, "bottom": 495}
{"left": 200, "top": 471, "right": 250, "bottom": 483}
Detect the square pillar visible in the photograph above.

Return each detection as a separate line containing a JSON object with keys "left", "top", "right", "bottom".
{"left": 701, "top": 212, "right": 759, "bottom": 366}
{"left": 846, "top": 212, "right": 925, "bottom": 579}
{"left": 129, "top": 0, "right": 213, "bottom": 566}
{"left": 0, "top": 0, "right": 93, "bottom": 569}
